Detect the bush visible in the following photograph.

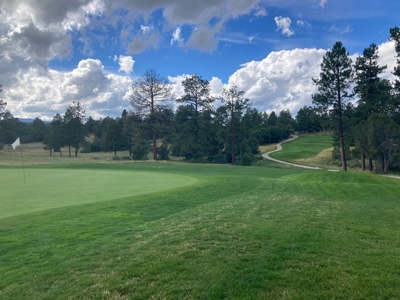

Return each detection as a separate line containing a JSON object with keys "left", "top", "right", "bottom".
{"left": 90, "top": 138, "right": 102, "bottom": 152}
{"left": 189, "top": 153, "right": 204, "bottom": 163}
{"left": 0, "top": 129, "right": 17, "bottom": 144}
{"left": 347, "top": 159, "right": 361, "bottom": 168}
{"left": 80, "top": 138, "right": 102, "bottom": 153}
{"left": 183, "top": 152, "right": 193, "bottom": 161}
{"left": 80, "top": 140, "right": 91, "bottom": 153}
{"left": 332, "top": 147, "right": 341, "bottom": 160}
{"left": 132, "top": 144, "right": 148, "bottom": 160}
{"left": 209, "top": 153, "right": 228, "bottom": 164}
{"left": 332, "top": 146, "right": 351, "bottom": 160}
{"left": 157, "top": 144, "right": 169, "bottom": 160}
{"left": 240, "top": 153, "right": 253, "bottom": 166}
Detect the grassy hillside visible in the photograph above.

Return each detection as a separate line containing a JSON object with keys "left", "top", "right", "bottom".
{"left": 1, "top": 159, "right": 400, "bottom": 299}
{"left": 269, "top": 133, "right": 334, "bottom": 166}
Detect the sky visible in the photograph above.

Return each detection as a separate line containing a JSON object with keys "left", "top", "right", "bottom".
{"left": 0, "top": 0, "right": 399, "bottom": 120}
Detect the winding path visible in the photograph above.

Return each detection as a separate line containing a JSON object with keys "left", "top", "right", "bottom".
{"left": 262, "top": 135, "right": 323, "bottom": 170}
{"left": 262, "top": 135, "right": 400, "bottom": 179}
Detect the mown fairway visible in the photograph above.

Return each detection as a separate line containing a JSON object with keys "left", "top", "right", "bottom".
{"left": 269, "top": 133, "right": 333, "bottom": 163}
{"left": 1, "top": 150, "right": 400, "bottom": 298}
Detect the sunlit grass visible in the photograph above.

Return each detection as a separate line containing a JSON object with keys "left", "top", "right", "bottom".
{"left": 269, "top": 133, "right": 335, "bottom": 167}
{"left": 0, "top": 168, "right": 198, "bottom": 219}
{"left": 1, "top": 139, "right": 400, "bottom": 299}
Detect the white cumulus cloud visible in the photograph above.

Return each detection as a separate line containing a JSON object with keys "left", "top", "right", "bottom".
{"left": 141, "top": 25, "right": 153, "bottom": 34}
{"left": 171, "top": 27, "right": 184, "bottom": 45}
{"left": 274, "top": 16, "right": 294, "bottom": 37}
{"left": 115, "top": 55, "right": 135, "bottom": 75}
{"left": 253, "top": 6, "right": 267, "bottom": 17}
{"left": 3, "top": 59, "right": 132, "bottom": 120}
{"left": 297, "top": 20, "right": 311, "bottom": 28}
{"left": 377, "top": 40, "right": 396, "bottom": 82}
{"left": 227, "top": 48, "right": 327, "bottom": 114}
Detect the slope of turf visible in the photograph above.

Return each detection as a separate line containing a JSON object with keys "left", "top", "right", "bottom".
{"left": 0, "top": 168, "right": 198, "bottom": 219}
{"left": 1, "top": 162, "right": 400, "bottom": 299}
{"left": 270, "top": 133, "right": 333, "bottom": 162}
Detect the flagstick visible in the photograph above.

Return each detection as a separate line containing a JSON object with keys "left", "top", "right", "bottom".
{"left": 19, "top": 146, "right": 26, "bottom": 184}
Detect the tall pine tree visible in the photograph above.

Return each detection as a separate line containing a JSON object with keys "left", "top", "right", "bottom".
{"left": 313, "top": 41, "right": 353, "bottom": 171}
{"left": 353, "top": 43, "right": 389, "bottom": 170}
{"left": 130, "top": 69, "right": 172, "bottom": 160}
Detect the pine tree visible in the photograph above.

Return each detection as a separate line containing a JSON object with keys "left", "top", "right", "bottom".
{"left": 176, "top": 74, "right": 215, "bottom": 155}
{"left": 63, "top": 101, "right": 86, "bottom": 157}
{"left": 220, "top": 86, "right": 250, "bottom": 164}
{"left": 353, "top": 43, "right": 389, "bottom": 170}
{"left": 312, "top": 41, "right": 353, "bottom": 171}
{"left": 130, "top": 69, "right": 172, "bottom": 160}
{"left": 389, "top": 27, "right": 400, "bottom": 93}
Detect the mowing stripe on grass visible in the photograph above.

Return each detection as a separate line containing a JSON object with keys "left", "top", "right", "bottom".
{"left": 270, "top": 133, "right": 333, "bottom": 162}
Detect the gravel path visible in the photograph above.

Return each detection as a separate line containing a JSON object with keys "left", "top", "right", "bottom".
{"left": 262, "top": 135, "right": 323, "bottom": 170}
{"left": 262, "top": 135, "right": 400, "bottom": 180}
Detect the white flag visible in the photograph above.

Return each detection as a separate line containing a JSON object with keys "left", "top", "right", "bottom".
{"left": 11, "top": 137, "right": 20, "bottom": 149}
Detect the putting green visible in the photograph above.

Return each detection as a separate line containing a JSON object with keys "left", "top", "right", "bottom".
{"left": 0, "top": 168, "right": 198, "bottom": 219}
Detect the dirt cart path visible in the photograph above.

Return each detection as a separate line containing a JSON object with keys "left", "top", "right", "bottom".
{"left": 262, "top": 135, "right": 323, "bottom": 170}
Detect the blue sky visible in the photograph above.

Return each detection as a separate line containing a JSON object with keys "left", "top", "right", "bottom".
{"left": 0, "top": 0, "right": 399, "bottom": 120}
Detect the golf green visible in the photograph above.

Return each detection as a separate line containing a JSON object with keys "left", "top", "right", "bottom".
{"left": 0, "top": 168, "right": 198, "bottom": 219}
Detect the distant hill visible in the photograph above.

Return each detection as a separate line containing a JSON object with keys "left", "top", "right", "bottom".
{"left": 18, "top": 118, "right": 51, "bottom": 124}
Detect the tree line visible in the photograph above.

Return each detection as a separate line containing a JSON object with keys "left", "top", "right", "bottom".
{"left": 1, "top": 26, "right": 399, "bottom": 171}
{"left": 74, "top": 77, "right": 299, "bottom": 166}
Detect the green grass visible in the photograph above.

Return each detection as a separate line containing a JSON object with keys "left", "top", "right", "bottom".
{"left": 1, "top": 142, "right": 400, "bottom": 299}
{"left": 270, "top": 133, "right": 333, "bottom": 163}
{"left": 0, "top": 168, "right": 198, "bottom": 219}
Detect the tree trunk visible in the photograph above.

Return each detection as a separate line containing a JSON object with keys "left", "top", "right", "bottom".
{"left": 68, "top": 145, "right": 71, "bottom": 157}
{"left": 369, "top": 158, "right": 373, "bottom": 172}
{"left": 361, "top": 152, "right": 365, "bottom": 171}
{"left": 49, "top": 149, "right": 52, "bottom": 156}
{"left": 338, "top": 117, "right": 347, "bottom": 171}
{"left": 114, "top": 149, "right": 117, "bottom": 158}
{"left": 60, "top": 150, "right": 63, "bottom": 157}
{"left": 152, "top": 130, "right": 157, "bottom": 160}
{"left": 75, "top": 147, "right": 78, "bottom": 157}
{"left": 381, "top": 156, "right": 385, "bottom": 173}
{"left": 194, "top": 105, "right": 198, "bottom": 154}
{"left": 384, "top": 158, "right": 390, "bottom": 173}
{"left": 231, "top": 115, "right": 235, "bottom": 164}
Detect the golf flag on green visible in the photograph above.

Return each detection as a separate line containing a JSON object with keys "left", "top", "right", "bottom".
{"left": 12, "top": 137, "right": 20, "bottom": 149}
{"left": 11, "top": 137, "right": 26, "bottom": 183}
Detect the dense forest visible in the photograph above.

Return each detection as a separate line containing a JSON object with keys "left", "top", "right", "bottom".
{"left": 1, "top": 27, "right": 399, "bottom": 172}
